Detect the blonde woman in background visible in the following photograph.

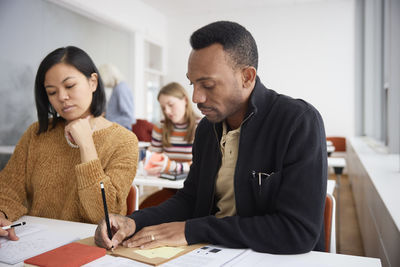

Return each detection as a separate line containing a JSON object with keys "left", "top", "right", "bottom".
{"left": 146, "top": 82, "right": 200, "bottom": 175}
{"left": 99, "top": 64, "right": 135, "bottom": 130}
{"left": 141, "top": 82, "right": 200, "bottom": 208}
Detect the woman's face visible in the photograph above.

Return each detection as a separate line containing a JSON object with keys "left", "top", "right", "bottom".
{"left": 44, "top": 63, "right": 97, "bottom": 123}
{"left": 158, "top": 94, "right": 187, "bottom": 124}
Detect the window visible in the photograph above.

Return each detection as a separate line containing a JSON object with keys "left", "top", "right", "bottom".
{"left": 356, "top": 0, "right": 400, "bottom": 153}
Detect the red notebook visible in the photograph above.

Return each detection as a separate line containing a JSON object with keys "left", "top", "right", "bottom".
{"left": 24, "top": 242, "right": 106, "bottom": 267}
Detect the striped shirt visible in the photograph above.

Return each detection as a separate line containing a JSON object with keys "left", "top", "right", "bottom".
{"left": 149, "top": 119, "right": 199, "bottom": 171}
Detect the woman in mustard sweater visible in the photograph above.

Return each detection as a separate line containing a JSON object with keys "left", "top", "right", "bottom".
{"left": 0, "top": 47, "right": 138, "bottom": 240}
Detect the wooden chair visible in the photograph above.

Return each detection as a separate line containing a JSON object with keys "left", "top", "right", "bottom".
{"left": 139, "top": 188, "right": 177, "bottom": 209}
{"left": 126, "top": 185, "right": 139, "bottom": 215}
{"left": 132, "top": 119, "right": 153, "bottom": 142}
{"left": 324, "top": 193, "right": 336, "bottom": 253}
{"left": 326, "top": 137, "right": 346, "bottom": 152}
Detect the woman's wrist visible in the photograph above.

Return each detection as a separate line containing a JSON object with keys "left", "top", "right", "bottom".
{"left": 179, "top": 163, "right": 183, "bottom": 172}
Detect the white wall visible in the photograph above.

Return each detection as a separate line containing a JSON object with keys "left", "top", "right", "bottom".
{"left": 48, "top": 0, "right": 168, "bottom": 118}
{"left": 48, "top": 0, "right": 167, "bottom": 41}
{"left": 165, "top": 0, "right": 356, "bottom": 137}
{"left": 49, "top": 0, "right": 356, "bottom": 137}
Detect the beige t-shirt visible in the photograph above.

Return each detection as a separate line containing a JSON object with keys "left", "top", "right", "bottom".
{"left": 215, "top": 122, "right": 240, "bottom": 218}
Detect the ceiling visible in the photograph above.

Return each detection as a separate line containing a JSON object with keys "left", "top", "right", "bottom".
{"left": 140, "top": 0, "right": 329, "bottom": 16}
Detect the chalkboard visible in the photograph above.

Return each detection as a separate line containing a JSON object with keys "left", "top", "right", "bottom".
{"left": 0, "top": 0, "right": 133, "bottom": 146}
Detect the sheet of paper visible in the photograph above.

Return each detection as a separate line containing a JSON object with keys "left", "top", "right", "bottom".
{"left": 0, "top": 224, "right": 79, "bottom": 265}
{"left": 0, "top": 223, "right": 45, "bottom": 244}
{"left": 161, "top": 245, "right": 247, "bottom": 267}
{"left": 133, "top": 247, "right": 185, "bottom": 259}
{"left": 223, "top": 250, "right": 332, "bottom": 267}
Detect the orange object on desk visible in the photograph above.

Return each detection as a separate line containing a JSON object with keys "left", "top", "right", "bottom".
{"left": 144, "top": 152, "right": 164, "bottom": 170}
{"left": 24, "top": 242, "right": 106, "bottom": 267}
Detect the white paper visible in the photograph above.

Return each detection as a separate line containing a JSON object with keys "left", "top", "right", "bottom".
{"left": 223, "top": 250, "right": 333, "bottom": 267}
{"left": 0, "top": 223, "right": 45, "bottom": 244}
{"left": 161, "top": 245, "right": 247, "bottom": 267}
{"left": 0, "top": 223, "right": 79, "bottom": 265}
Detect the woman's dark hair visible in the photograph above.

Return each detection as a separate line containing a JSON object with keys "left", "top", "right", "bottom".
{"left": 34, "top": 46, "right": 106, "bottom": 134}
{"left": 190, "top": 21, "right": 258, "bottom": 70}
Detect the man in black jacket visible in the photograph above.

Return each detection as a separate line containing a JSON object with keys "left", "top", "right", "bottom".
{"left": 95, "top": 21, "right": 327, "bottom": 253}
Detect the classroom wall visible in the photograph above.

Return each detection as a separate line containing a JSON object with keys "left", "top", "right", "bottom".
{"left": 164, "top": 0, "right": 356, "bottom": 138}
{"left": 48, "top": 0, "right": 167, "bottom": 43}
{"left": 0, "top": 0, "right": 167, "bottom": 146}
{"left": 48, "top": 0, "right": 168, "bottom": 120}
{"left": 0, "top": 0, "right": 136, "bottom": 145}
{"left": 0, "top": 0, "right": 356, "bottom": 146}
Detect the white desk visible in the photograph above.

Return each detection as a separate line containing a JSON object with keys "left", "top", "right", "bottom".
{"left": 327, "top": 145, "right": 335, "bottom": 156}
{"left": 225, "top": 249, "right": 381, "bottom": 267}
{"left": 133, "top": 174, "right": 185, "bottom": 195}
{"left": 328, "top": 157, "right": 346, "bottom": 169}
{"left": 133, "top": 174, "right": 184, "bottom": 189}
{"left": 0, "top": 216, "right": 96, "bottom": 267}
{"left": 134, "top": 174, "right": 337, "bottom": 196}
{"left": 0, "top": 146, "right": 14, "bottom": 155}
{"left": 1, "top": 216, "right": 381, "bottom": 267}
{"left": 138, "top": 141, "right": 151, "bottom": 149}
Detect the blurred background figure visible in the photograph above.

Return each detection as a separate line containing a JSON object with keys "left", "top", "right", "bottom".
{"left": 140, "top": 82, "right": 200, "bottom": 208}
{"left": 99, "top": 64, "right": 135, "bottom": 129}
{"left": 146, "top": 82, "right": 199, "bottom": 176}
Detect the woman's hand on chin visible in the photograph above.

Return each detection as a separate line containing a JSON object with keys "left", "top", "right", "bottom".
{"left": 64, "top": 116, "right": 94, "bottom": 148}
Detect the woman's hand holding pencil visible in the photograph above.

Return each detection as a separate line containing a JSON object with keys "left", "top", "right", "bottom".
{"left": 0, "top": 217, "right": 20, "bottom": 247}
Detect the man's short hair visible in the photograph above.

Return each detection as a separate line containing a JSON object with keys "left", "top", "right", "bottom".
{"left": 190, "top": 21, "right": 258, "bottom": 70}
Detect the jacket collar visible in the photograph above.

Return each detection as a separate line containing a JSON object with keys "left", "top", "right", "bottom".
{"left": 246, "top": 76, "right": 278, "bottom": 118}
{"left": 214, "top": 76, "right": 279, "bottom": 136}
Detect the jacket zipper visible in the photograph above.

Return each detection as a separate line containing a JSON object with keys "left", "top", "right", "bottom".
{"left": 207, "top": 125, "right": 221, "bottom": 215}
{"left": 209, "top": 112, "right": 255, "bottom": 215}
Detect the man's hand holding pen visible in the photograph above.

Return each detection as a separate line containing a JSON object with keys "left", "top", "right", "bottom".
{"left": 94, "top": 214, "right": 136, "bottom": 249}
{"left": 94, "top": 214, "right": 188, "bottom": 250}
{"left": 96, "top": 181, "right": 188, "bottom": 250}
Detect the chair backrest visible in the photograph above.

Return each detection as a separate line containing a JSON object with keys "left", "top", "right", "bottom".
{"left": 326, "top": 137, "right": 346, "bottom": 152}
{"left": 126, "top": 184, "right": 139, "bottom": 215}
{"left": 324, "top": 193, "right": 336, "bottom": 253}
{"left": 132, "top": 119, "right": 153, "bottom": 142}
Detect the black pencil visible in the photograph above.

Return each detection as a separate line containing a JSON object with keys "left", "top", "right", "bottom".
{"left": 100, "top": 182, "right": 113, "bottom": 240}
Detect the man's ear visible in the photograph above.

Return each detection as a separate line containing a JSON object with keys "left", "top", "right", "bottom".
{"left": 89, "top": 73, "right": 98, "bottom": 92}
{"left": 242, "top": 66, "right": 257, "bottom": 89}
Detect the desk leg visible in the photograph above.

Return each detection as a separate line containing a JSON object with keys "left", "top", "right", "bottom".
{"left": 139, "top": 185, "right": 144, "bottom": 196}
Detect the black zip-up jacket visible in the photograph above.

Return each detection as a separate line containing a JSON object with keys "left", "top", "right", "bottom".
{"left": 130, "top": 77, "right": 327, "bottom": 253}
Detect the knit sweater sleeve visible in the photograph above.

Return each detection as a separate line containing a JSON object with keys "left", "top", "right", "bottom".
{"left": 74, "top": 131, "right": 138, "bottom": 223}
{"left": 0, "top": 124, "right": 36, "bottom": 221}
